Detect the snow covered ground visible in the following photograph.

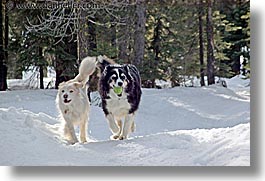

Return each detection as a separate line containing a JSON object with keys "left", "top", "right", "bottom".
{"left": 0, "top": 76, "right": 250, "bottom": 166}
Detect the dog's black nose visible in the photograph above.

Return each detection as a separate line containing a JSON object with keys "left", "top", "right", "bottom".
{"left": 118, "top": 82, "right": 123, "bottom": 87}
{"left": 63, "top": 94, "right": 68, "bottom": 99}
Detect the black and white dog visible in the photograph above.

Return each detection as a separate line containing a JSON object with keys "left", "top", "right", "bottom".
{"left": 97, "top": 56, "right": 142, "bottom": 140}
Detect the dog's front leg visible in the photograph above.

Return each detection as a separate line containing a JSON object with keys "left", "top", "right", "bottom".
{"left": 119, "top": 113, "right": 134, "bottom": 140}
{"left": 64, "top": 122, "right": 78, "bottom": 144}
{"left": 80, "top": 122, "right": 87, "bottom": 143}
{"left": 111, "top": 119, "right": 122, "bottom": 140}
{"left": 106, "top": 114, "right": 119, "bottom": 138}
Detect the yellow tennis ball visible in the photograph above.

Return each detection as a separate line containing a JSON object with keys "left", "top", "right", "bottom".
{"left": 113, "top": 87, "right": 123, "bottom": 95}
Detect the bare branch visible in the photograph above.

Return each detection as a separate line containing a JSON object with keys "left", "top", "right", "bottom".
{"left": 25, "top": 0, "right": 133, "bottom": 44}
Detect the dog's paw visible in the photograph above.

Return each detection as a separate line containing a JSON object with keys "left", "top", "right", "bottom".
{"left": 118, "top": 135, "right": 127, "bottom": 140}
{"left": 110, "top": 134, "right": 120, "bottom": 140}
{"left": 80, "top": 137, "right": 87, "bottom": 143}
{"left": 69, "top": 142, "right": 77, "bottom": 145}
{"left": 68, "top": 139, "right": 78, "bottom": 145}
{"left": 80, "top": 139, "right": 87, "bottom": 143}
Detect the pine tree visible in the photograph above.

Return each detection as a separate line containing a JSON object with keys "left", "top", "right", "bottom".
{"left": 221, "top": 0, "right": 250, "bottom": 76}
{"left": 144, "top": 2, "right": 200, "bottom": 87}
{"left": 211, "top": 9, "right": 233, "bottom": 78}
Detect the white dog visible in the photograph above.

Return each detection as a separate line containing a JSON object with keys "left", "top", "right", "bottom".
{"left": 56, "top": 57, "right": 97, "bottom": 144}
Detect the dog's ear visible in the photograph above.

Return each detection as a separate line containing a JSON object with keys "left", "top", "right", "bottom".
{"left": 102, "top": 65, "right": 111, "bottom": 77}
{"left": 124, "top": 65, "right": 133, "bottom": 82}
{"left": 97, "top": 55, "right": 116, "bottom": 74}
{"left": 73, "top": 82, "right": 83, "bottom": 88}
{"left": 58, "top": 81, "right": 66, "bottom": 89}
{"left": 98, "top": 56, "right": 110, "bottom": 73}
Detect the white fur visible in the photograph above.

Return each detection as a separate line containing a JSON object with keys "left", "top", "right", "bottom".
{"left": 106, "top": 88, "right": 135, "bottom": 140}
{"left": 106, "top": 89, "right": 131, "bottom": 118}
{"left": 71, "top": 56, "right": 97, "bottom": 85}
{"left": 56, "top": 57, "right": 97, "bottom": 144}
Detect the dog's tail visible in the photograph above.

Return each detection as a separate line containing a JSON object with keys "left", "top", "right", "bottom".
{"left": 73, "top": 55, "right": 115, "bottom": 84}
{"left": 97, "top": 55, "right": 116, "bottom": 73}
{"left": 73, "top": 56, "right": 97, "bottom": 84}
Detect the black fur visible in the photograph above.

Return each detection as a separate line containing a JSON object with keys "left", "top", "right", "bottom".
{"left": 98, "top": 60, "right": 142, "bottom": 115}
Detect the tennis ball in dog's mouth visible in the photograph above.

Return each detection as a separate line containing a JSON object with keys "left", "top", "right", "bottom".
{"left": 113, "top": 87, "right": 123, "bottom": 95}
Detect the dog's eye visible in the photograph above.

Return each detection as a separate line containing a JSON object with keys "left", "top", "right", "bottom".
{"left": 62, "top": 90, "right": 65, "bottom": 93}
{"left": 121, "top": 75, "right": 125, "bottom": 80}
{"left": 111, "top": 76, "right": 117, "bottom": 80}
{"left": 69, "top": 90, "right": 74, "bottom": 93}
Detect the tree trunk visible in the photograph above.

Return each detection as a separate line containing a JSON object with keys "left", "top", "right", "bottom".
{"left": 87, "top": 19, "right": 98, "bottom": 93}
{"left": 133, "top": 0, "right": 146, "bottom": 68}
{"left": 54, "top": 55, "right": 67, "bottom": 89}
{"left": 55, "top": 63, "right": 62, "bottom": 89}
{"left": 199, "top": 0, "right": 205, "bottom": 86}
{"left": 153, "top": 17, "right": 161, "bottom": 63}
{"left": 118, "top": 21, "right": 129, "bottom": 62}
{"left": 39, "top": 66, "right": 44, "bottom": 89}
{"left": 4, "top": 0, "right": 8, "bottom": 64}
{"left": 150, "top": 17, "right": 162, "bottom": 88}
{"left": 206, "top": 0, "right": 215, "bottom": 85}
{"left": 0, "top": 1, "right": 8, "bottom": 91}
{"left": 231, "top": 44, "right": 241, "bottom": 75}
{"left": 39, "top": 46, "right": 44, "bottom": 89}
{"left": 77, "top": 10, "right": 89, "bottom": 62}
{"left": 87, "top": 19, "right": 97, "bottom": 55}
{"left": 54, "top": 39, "right": 63, "bottom": 89}
{"left": 110, "top": 19, "right": 117, "bottom": 59}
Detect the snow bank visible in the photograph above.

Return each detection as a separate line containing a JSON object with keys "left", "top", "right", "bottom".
{"left": 225, "top": 75, "right": 250, "bottom": 99}
{"left": 0, "top": 107, "right": 249, "bottom": 166}
{"left": 7, "top": 66, "right": 56, "bottom": 90}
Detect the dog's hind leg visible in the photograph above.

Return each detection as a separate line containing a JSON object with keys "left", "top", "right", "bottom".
{"left": 80, "top": 121, "right": 87, "bottom": 143}
{"left": 119, "top": 114, "right": 134, "bottom": 140}
{"left": 131, "top": 121, "right": 136, "bottom": 133}
{"left": 64, "top": 122, "right": 78, "bottom": 144}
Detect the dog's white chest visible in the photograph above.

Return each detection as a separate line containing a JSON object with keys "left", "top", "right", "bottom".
{"left": 106, "top": 90, "right": 131, "bottom": 117}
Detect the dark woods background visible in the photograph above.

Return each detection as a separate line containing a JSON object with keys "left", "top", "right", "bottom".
{"left": 0, "top": 0, "right": 250, "bottom": 91}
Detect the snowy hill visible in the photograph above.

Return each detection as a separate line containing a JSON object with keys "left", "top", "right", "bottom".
{"left": 0, "top": 76, "right": 250, "bottom": 166}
